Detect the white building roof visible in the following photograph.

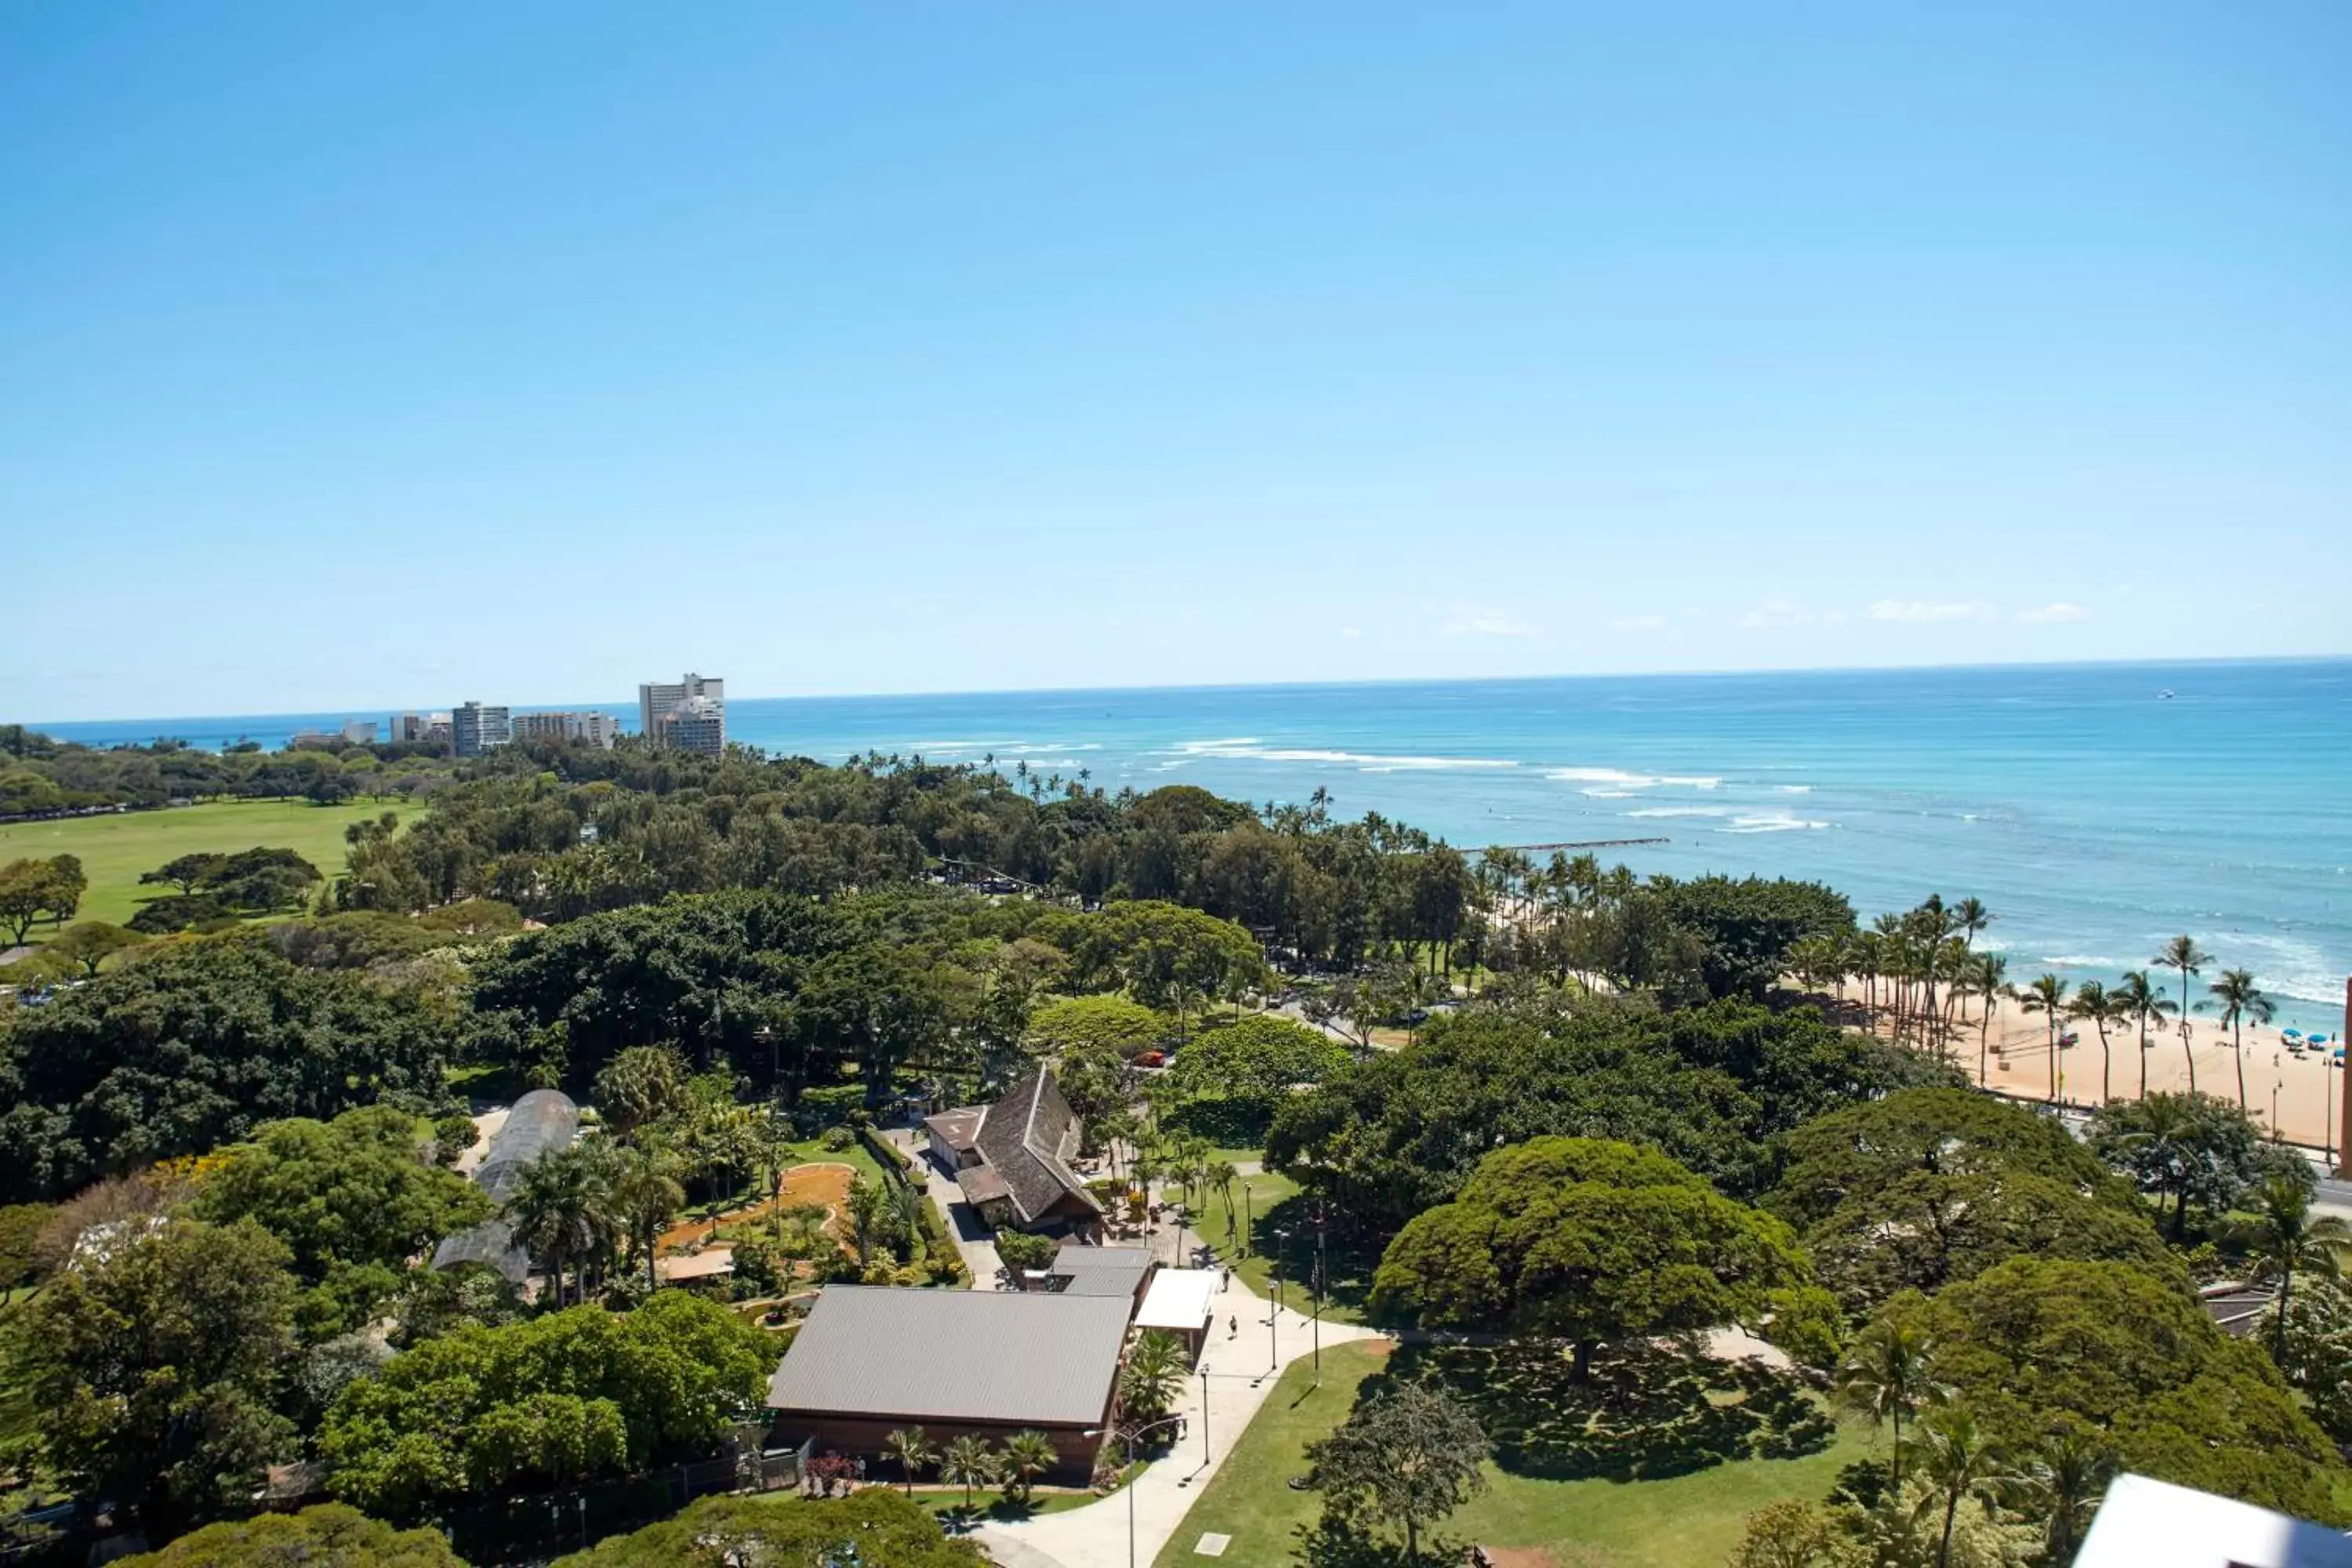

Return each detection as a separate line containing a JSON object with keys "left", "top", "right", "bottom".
{"left": 2075, "top": 1474, "right": 2352, "bottom": 1567}
{"left": 1135, "top": 1269, "right": 1218, "bottom": 1332}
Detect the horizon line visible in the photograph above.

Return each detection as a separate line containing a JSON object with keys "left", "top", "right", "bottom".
{"left": 14, "top": 651, "right": 2348, "bottom": 733}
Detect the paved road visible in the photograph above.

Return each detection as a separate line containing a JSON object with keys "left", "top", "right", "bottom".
{"left": 884, "top": 1128, "right": 1007, "bottom": 1289}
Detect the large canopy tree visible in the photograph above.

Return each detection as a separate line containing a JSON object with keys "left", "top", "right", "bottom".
{"left": 1885, "top": 1256, "right": 2348, "bottom": 1523}
{"left": 1370, "top": 1137, "right": 1823, "bottom": 1378}
{"left": 0, "top": 941, "right": 448, "bottom": 1203}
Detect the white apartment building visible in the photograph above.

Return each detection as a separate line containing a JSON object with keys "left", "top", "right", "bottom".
{"left": 451, "top": 701, "right": 512, "bottom": 758}
{"left": 511, "top": 710, "right": 620, "bottom": 748}
{"left": 638, "top": 673, "right": 725, "bottom": 755}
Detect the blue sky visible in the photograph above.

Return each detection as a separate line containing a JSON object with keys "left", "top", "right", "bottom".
{"left": 4, "top": 3, "right": 2348, "bottom": 719}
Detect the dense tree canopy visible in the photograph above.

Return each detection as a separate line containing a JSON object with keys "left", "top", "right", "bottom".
{"left": 114, "top": 1504, "right": 465, "bottom": 1568}
{"left": 1370, "top": 1137, "right": 1824, "bottom": 1375}
{"left": 194, "top": 1106, "right": 493, "bottom": 1336}
{"left": 0, "top": 942, "right": 449, "bottom": 1202}
{"left": 1022, "top": 993, "right": 1170, "bottom": 1058}
{"left": 1269, "top": 997, "right": 1919, "bottom": 1229}
{"left": 321, "top": 1290, "right": 774, "bottom": 1516}
{"left": 4, "top": 1217, "right": 299, "bottom": 1529}
{"left": 2087, "top": 1091, "right": 2296, "bottom": 1240}
{"left": 1886, "top": 1257, "right": 2347, "bottom": 1522}
{"left": 1167, "top": 1014, "right": 1355, "bottom": 1124}
{"left": 1761, "top": 1088, "right": 2173, "bottom": 1309}
{"left": 553, "top": 1490, "right": 984, "bottom": 1567}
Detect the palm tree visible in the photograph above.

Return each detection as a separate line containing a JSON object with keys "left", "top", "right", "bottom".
{"left": 1951, "top": 897, "right": 1992, "bottom": 958}
{"left": 503, "top": 1143, "right": 615, "bottom": 1307}
{"left": 2114, "top": 970, "right": 2175, "bottom": 1099}
{"left": 1835, "top": 1320, "right": 1950, "bottom": 1496}
{"left": 1966, "top": 952, "right": 2008, "bottom": 1086}
{"left": 844, "top": 1175, "right": 893, "bottom": 1268}
{"left": 1910, "top": 1408, "right": 2020, "bottom": 1568}
{"left": 2024, "top": 1427, "right": 2118, "bottom": 1566}
{"left": 938, "top": 1434, "right": 999, "bottom": 1510}
{"left": 884, "top": 1426, "right": 936, "bottom": 1497}
{"left": 1206, "top": 1160, "right": 1240, "bottom": 1236}
{"left": 2069, "top": 980, "right": 2118, "bottom": 1105}
{"left": 2207, "top": 967, "right": 2273, "bottom": 1116}
{"left": 605, "top": 1145, "right": 686, "bottom": 1293}
{"left": 2250, "top": 1174, "right": 2350, "bottom": 1363}
{"left": 997, "top": 1428, "right": 1059, "bottom": 1505}
{"left": 2153, "top": 936, "right": 2212, "bottom": 1092}
{"left": 2017, "top": 974, "right": 2071, "bottom": 1102}
{"left": 1120, "top": 1330, "right": 1189, "bottom": 1421}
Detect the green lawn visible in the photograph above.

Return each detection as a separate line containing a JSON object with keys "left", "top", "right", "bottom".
{"left": 1178, "top": 1163, "right": 1374, "bottom": 1324}
{"left": 0, "top": 798, "right": 426, "bottom": 934}
{"left": 1155, "top": 1341, "right": 1869, "bottom": 1568}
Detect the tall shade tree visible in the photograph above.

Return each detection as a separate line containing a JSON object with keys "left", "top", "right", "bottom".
{"left": 2152, "top": 935, "right": 2213, "bottom": 1092}
{"left": 2249, "top": 1174, "right": 2350, "bottom": 1364}
{"left": 2087, "top": 1092, "right": 2282, "bottom": 1243}
{"left": 6, "top": 1217, "right": 298, "bottom": 1530}
{"left": 1369, "top": 1137, "right": 1823, "bottom": 1381}
{"left": 1835, "top": 1319, "right": 1949, "bottom": 1495}
{"left": 2206, "top": 968, "right": 2274, "bottom": 1116}
{"left": 1305, "top": 1380, "right": 1491, "bottom": 1563}
{"left": 2016, "top": 975, "right": 2070, "bottom": 1102}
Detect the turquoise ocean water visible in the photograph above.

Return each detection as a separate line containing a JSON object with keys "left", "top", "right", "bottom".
{"left": 30, "top": 659, "right": 2351, "bottom": 1032}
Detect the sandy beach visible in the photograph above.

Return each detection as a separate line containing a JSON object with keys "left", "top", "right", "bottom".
{"left": 1875, "top": 987, "right": 2349, "bottom": 1152}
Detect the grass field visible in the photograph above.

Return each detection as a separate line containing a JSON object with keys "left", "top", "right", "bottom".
{"left": 1181, "top": 1163, "right": 1374, "bottom": 1324}
{"left": 0, "top": 798, "right": 425, "bottom": 935}
{"left": 1154, "top": 1341, "right": 1868, "bottom": 1568}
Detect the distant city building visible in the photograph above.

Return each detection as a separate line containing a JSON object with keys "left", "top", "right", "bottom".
{"left": 289, "top": 728, "right": 336, "bottom": 750}
{"left": 450, "top": 701, "right": 511, "bottom": 757}
{"left": 387, "top": 711, "right": 453, "bottom": 746}
{"left": 511, "top": 710, "right": 619, "bottom": 748}
{"left": 638, "top": 672, "right": 726, "bottom": 755}
{"left": 341, "top": 719, "right": 380, "bottom": 745}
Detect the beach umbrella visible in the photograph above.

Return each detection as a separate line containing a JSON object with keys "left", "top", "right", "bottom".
{"left": 2285, "top": 1029, "right": 2304, "bottom": 1040}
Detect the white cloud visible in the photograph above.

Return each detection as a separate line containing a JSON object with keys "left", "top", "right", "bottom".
{"left": 2017, "top": 602, "right": 2091, "bottom": 623}
{"left": 1610, "top": 614, "right": 1668, "bottom": 630}
{"left": 1339, "top": 626, "right": 1363, "bottom": 640}
{"left": 1740, "top": 598, "right": 1813, "bottom": 628}
{"left": 1443, "top": 607, "right": 1532, "bottom": 637}
{"left": 1867, "top": 599, "right": 1998, "bottom": 623}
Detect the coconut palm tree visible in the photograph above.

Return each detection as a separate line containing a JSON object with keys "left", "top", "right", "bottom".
{"left": 1965, "top": 952, "right": 2009, "bottom": 1085}
{"left": 2069, "top": 980, "right": 2119, "bottom": 1105}
{"left": 2113, "top": 970, "right": 2175, "bottom": 1099}
{"left": 2023, "top": 1427, "right": 2118, "bottom": 1568}
{"left": 2207, "top": 967, "right": 2274, "bottom": 1116}
{"left": 1120, "top": 1330, "right": 1189, "bottom": 1421}
{"left": 1910, "top": 1408, "right": 2021, "bottom": 1568}
{"left": 1835, "top": 1320, "right": 1950, "bottom": 1496}
{"left": 844, "top": 1175, "right": 895, "bottom": 1269}
{"left": 939, "top": 1434, "right": 999, "bottom": 1510}
{"left": 605, "top": 1145, "right": 686, "bottom": 1293}
{"left": 1951, "top": 897, "right": 1992, "bottom": 957}
{"left": 2152, "top": 935, "right": 2212, "bottom": 1092}
{"left": 884, "top": 1426, "right": 937, "bottom": 1497}
{"left": 2250, "top": 1174, "right": 2350, "bottom": 1363}
{"left": 503, "top": 1143, "right": 615, "bottom": 1307}
{"left": 2017, "top": 975, "right": 2071, "bottom": 1102}
{"left": 997, "top": 1428, "right": 1059, "bottom": 1505}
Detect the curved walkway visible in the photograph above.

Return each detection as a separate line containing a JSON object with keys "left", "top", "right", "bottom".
{"left": 977, "top": 1272, "right": 1380, "bottom": 1568}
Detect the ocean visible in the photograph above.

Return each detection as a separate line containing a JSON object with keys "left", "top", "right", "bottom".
{"left": 27, "top": 659, "right": 2351, "bottom": 1032}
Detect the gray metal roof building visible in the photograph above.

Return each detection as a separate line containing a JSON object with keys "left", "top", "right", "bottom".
{"left": 1046, "top": 1243, "right": 1155, "bottom": 1301}
{"left": 767, "top": 1285, "right": 1133, "bottom": 1428}
{"left": 430, "top": 1089, "right": 579, "bottom": 1282}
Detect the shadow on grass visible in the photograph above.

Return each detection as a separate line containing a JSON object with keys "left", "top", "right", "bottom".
{"left": 1374, "top": 1340, "right": 1835, "bottom": 1483}
{"left": 1232, "top": 1190, "right": 1385, "bottom": 1321}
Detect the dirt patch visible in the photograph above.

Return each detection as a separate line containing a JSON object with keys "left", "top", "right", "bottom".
{"left": 1479, "top": 1548, "right": 1559, "bottom": 1568}
{"left": 655, "top": 1162, "right": 855, "bottom": 1256}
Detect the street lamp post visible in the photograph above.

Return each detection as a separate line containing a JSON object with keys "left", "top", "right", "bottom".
{"left": 1199, "top": 1363, "right": 1211, "bottom": 1471}
{"left": 1106, "top": 1413, "right": 1188, "bottom": 1568}
{"left": 2328, "top": 1057, "right": 2343, "bottom": 1173}
{"left": 1312, "top": 1204, "right": 1326, "bottom": 1378}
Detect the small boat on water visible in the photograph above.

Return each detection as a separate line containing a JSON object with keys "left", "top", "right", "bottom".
{"left": 2156, "top": 688, "right": 2175, "bottom": 699}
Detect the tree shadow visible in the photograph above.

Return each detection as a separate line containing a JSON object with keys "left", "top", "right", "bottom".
{"left": 1248, "top": 1191, "right": 1383, "bottom": 1321}
{"left": 1377, "top": 1341, "right": 1835, "bottom": 1483}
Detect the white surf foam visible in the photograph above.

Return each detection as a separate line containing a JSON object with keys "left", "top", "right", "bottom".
{"left": 1628, "top": 806, "right": 1736, "bottom": 818}
{"left": 1720, "top": 814, "right": 1832, "bottom": 833}
{"left": 1175, "top": 738, "right": 1518, "bottom": 771}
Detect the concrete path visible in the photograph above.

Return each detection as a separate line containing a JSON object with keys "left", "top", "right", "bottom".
{"left": 886, "top": 1128, "right": 1006, "bottom": 1290}
{"left": 980, "top": 1272, "right": 1381, "bottom": 1568}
